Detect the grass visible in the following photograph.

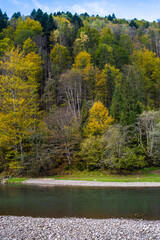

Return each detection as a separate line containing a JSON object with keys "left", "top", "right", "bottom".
{"left": 6, "top": 177, "right": 28, "bottom": 183}
{"left": 4, "top": 168, "right": 160, "bottom": 183}
{"left": 54, "top": 169, "right": 160, "bottom": 182}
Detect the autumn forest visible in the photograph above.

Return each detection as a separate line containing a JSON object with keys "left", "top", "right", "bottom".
{"left": 0, "top": 9, "right": 160, "bottom": 176}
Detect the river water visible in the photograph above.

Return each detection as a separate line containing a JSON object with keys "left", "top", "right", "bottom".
{"left": 0, "top": 184, "right": 160, "bottom": 219}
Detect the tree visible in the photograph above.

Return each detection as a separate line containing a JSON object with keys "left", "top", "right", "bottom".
{"left": 14, "top": 29, "right": 34, "bottom": 47}
{"left": 95, "top": 43, "right": 114, "bottom": 69}
{"left": 22, "top": 38, "right": 37, "bottom": 55}
{"left": 110, "top": 65, "right": 145, "bottom": 125}
{"left": 129, "top": 20, "right": 139, "bottom": 29}
{"left": 113, "top": 45, "right": 130, "bottom": 69}
{"left": 72, "top": 51, "right": 91, "bottom": 70}
{"left": 50, "top": 43, "right": 71, "bottom": 75}
{"left": 45, "top": 106, "right": 81, "bottom": 166}
{"left": 96, "top": 64, "right": 121, "bottom": 108}
{"left": 0, "top": 38, "right": 13, "bottom": 56}
{"left": 119, "top": 34, "right": 133, "bottom": 55}
{"left": 103, "top": 125, "right": 145, "bottom": 172}
{"left": 31, "top": 9, "right": 56, "bottom": 47}
{"left": 59, "top": 69, "right": 84, "bottom": 121}
{"left": 45, "top": 14, "right": 56, "bottom": 37}
{"left": 15, "top": 17, "right": 43, "bottom": 35}
{"left": 14, "top": 18, "right": 43, "bottom": 47}
{"left": 77, "top": 26, "right": 99, "bottom": 59}
{"left": 108, "top": 15, "right": 113, "bottom": 21}
{"left": 100, "top": 28, "right": 116, "bottom": 45}
{"left": 84, "top": 101, "right": 114, "bottom": 136}
{"left": 51, "top": 16, "right": 72, "bottom": 47}
{"left": 11, "top": 12, "right": 21, "bottom": 19}
{"left": 79, "top": 135, "right": 105, "bottom": 170}
{"left": 73, "top": 32, "right": 89, "bottom": 56}
{"left": 133, "top": 48, "right": 160, "bottom": 108}
{"left": 137, "top": 110, "right": 160, "bottom": 164}
{"left": 0, "top": 49, "right": 42, "bottom": 172}
{"left": 0, "top": 9, "right": 8, "bottom": 32}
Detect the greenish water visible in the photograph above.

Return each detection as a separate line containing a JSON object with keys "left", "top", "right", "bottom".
{"left": 0, "top": 184, "right": 160, "bottom": 219}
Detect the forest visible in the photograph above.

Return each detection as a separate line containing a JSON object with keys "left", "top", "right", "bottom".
{"left": 0, "top": 9, "right": 160, "bottom": 176}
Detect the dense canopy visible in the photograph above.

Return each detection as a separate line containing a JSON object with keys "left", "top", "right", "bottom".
{"left": 0, "top": 9, "right": 160, "bottom": 176}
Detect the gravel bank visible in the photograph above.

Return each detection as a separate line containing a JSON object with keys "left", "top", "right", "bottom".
{"left": 0, "top": 216, "right": 160, "bottom": 240}
{"left": 23, "top": 179, "right": 160, "bottom": 187}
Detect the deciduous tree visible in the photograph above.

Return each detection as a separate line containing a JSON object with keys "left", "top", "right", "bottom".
{"left": 0, "top": 49, "right": 42, "bottom": 171}
{"left": 84, "top": 101, "right": 114, "bottom": 136}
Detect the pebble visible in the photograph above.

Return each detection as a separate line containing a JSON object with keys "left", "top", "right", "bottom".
{"left": 23, "top": 179, "right": 160, "bottom": 187}
{"left": 0, "top": 216, "right": 160, "bottom": 240}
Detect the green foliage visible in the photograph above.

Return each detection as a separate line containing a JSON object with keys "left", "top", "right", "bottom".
{"left": 95, "top": 44, "right": 114, "bottom": 69}
{"left": 133, "top": 48, "right": 160, "bottom": 108}
{"left": 1, "top": 9, "right": 160, "bottom": 176}
{"left": 50, "top": 43, "right": 71, "bottom": 75}
{"left": 111, "top": 65, "right": 145, "bottom": 125}
{"left": 0, "top": 9, "right": 8, "bottom": 32}
{"left": 22, "top": 38, "right": 37, "bottom": 55}
{"left": 0, "top": 38, "right": 13, "bottom": 56}
{"left": 119, "top": 34, "right": 133, "bottom": 55}
{"left": 31, "top": 9, "right": 56, "bottom": 35}
{"left": 103, "top": 125, "right": 146, "bottom": 171}
{"left": 79, "top": 136, "right": 105, "bottom": 170}
{"left": 96, "top": 63, "right": 121, "bottom": 108}
{"left": 100, "top": 28, "right": 116, "bottom": 45}
{"left": 77, "top": 26, "right": 99, "bottom": 59}
{"left": 14, "top": 17, "right": 42, "bottom": 47}
{"left": 14, "top": 29, "right": 34, "bottom": 47}
{"left": 129, "top": 20, "right": 139, "bottom": 29}
{"left": 11, "top": 12, "right": 21, "bottom": 19}
{"left": 113, "top": 45, "right": 130, "bottom": 69}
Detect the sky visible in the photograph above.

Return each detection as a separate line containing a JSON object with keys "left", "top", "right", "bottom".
{"left": 1, "top": 0, "right": 160, "bottom": 22}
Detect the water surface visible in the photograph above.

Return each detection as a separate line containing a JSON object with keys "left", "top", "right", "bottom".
{"left": 0, "top": 184, "right": 160, "bottom": 219}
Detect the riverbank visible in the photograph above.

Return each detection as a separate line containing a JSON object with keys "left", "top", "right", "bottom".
{"left": 0, "top": 216, "right": 160, "bottom": 240}
{"left": 4, "top": 168, "right": 160, "bottom": 184}
{"left": 23, "top": 178, "right": 160, "bottom": 187}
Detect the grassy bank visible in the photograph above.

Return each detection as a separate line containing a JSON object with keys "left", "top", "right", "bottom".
{"left": 6, "top": 178, "right": 28, "bottom": 183}
{"left": 54, "top": 169, "right": 160, "bottom": 182}
{"left": 5, "top": 168, "right": 160, "bottom": 183}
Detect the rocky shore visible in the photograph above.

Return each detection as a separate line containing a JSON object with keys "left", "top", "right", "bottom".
{"left": 0, "top": 216, "right": 160, "bottom": 240}
{"left": 23, "top": 179, "right": 160, "bottom": 187}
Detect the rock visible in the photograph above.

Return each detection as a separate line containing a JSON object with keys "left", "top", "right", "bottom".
{"left": 0, "top": 216, "right": 160, "bottom": 240}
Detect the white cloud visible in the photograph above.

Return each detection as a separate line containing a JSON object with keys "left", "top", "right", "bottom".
{"left": 71, "top": 4, "right": 87, "bottom": 14}
{"left": 32, "top": 0, "right": 51, "bottom": 12}
{"left": 71, "top": 1, "right": 116, "bottom": 16}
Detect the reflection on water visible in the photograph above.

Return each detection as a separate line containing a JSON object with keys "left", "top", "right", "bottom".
{"left": 0, "top": 184, "right": 160, "bottom": 219}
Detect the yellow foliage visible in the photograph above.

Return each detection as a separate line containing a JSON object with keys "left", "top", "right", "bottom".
{"left": 22, "top": 38, "right": 37, "bottom": 55}
{"left": 54, "top": 16, "right": 71, "bottom": 28}
{"left": 133, "top": 48, "right": 160, "bottom": 107}
{"left": 72, "top": 51, "right": 92, "bottom": 70}
{"left": 84, "top": 101, "right": 114, "bottom": 136}
{"left": 54, "top": 16, "right": 70, "bottom": 24}
{"left": 0, "top": 48, "right": 42, "bottom": 148}
{"left": 16, "top": 17, "right": 43, "bottom": 34}
{"left": 97, "top": 63, "right": 121, "bottom": 87}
